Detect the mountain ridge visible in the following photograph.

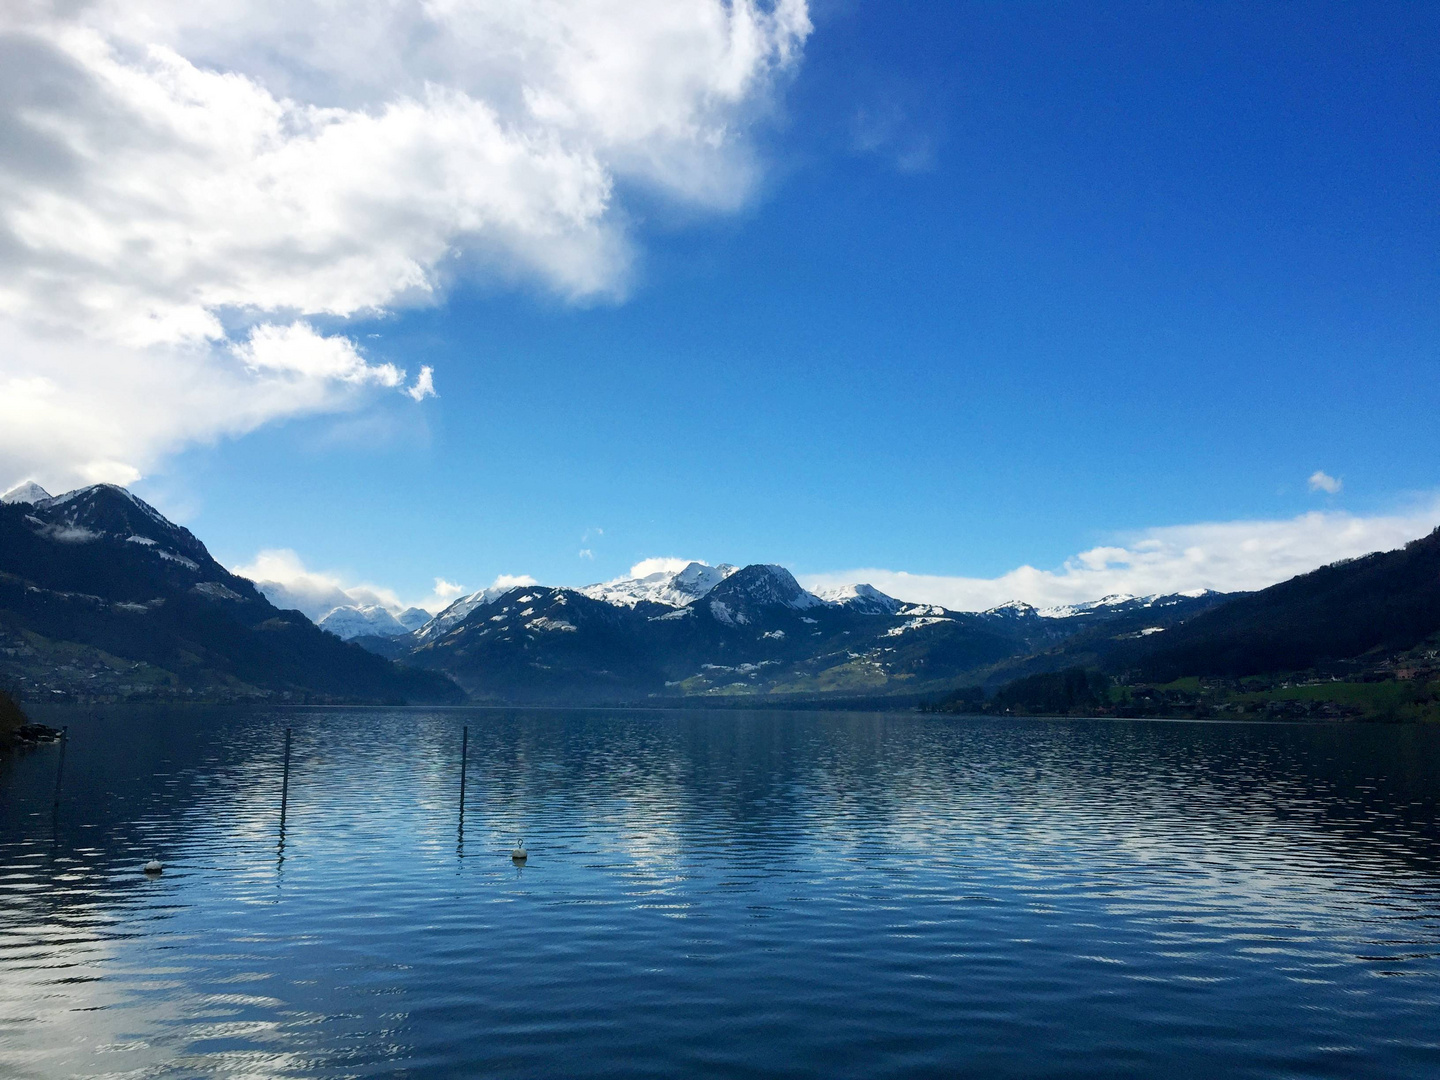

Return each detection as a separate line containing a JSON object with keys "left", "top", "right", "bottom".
{"left": 390, "top": 558, "right": 1228, "bottom": 703}
{"left": 6, "top": 481, "right": 1429, "bottom": 711}
{"left": 0, "top": 485, "right": 461, "bottom": 704}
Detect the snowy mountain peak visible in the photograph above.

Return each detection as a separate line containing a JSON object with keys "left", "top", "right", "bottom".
{"left": 321, "top": 604, "right": 436, "bottom": 640}
{"left": 1038, "top": 593, "right": 1149, "bottom": 619}
{"left": 319, "top": 604, "right": 408, "bottom": 639}
{"left": 38, "top": 484, "right": 178, "bottom": 534}
{"left": 1, "top": 481, "right": 52, "bottom": 505}
{"left": 984, "top": 600, "right": 1039, "bottom": 618}
{"left": 579, "top": 561, "right": 738, "bottom": 609}
{"left": 672, "top": 561, "right": 738, "bottom": 596}
{"left": 706, "top": 564, "right": 825, "bottom": 615}
{"left": 815, "top": 583, "right": 903, "bottom": 615}
{"left": 21, "top": 484, "right": 215, "bottom": 569}
{"left": 415, "top": 584, "right": 521, "bottom": 641}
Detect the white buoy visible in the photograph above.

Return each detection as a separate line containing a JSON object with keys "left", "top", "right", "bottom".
{"left": 142, "top": 859, "right": 163, "bottom": 874}
{"left": 511, "top": 840, "right": 527, "bottom": 862}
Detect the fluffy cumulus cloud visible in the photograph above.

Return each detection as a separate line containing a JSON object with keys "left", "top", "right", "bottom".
{"left": 801, "top": 500, "right": 1440, "bottom": 611}
{"left": 231, "top": 547, "right": 467, "bottom": 621}
{"left": 1309, "top": 470, "right": 1343, "bottom": 494}
{"left": 0, "top": 0, "right": 811, "bottom": 488}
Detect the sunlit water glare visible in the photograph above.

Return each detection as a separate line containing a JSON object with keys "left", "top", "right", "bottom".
{"left": 2, "top": 707, "right": 1439, "bottom": 1078}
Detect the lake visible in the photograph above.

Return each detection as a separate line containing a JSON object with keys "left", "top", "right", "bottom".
{"left": 2, "top": 707, "right": 1439, "bottom": 1078}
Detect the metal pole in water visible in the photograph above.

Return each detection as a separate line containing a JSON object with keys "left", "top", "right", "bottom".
{"left": 50, "top": 726, "right": 69, "bottom": 828}
{"left": 458, "top": 725, "right": 469, "bottom": 826}
{"left": 279, "top": 727, "right": 292, "bottom": 833}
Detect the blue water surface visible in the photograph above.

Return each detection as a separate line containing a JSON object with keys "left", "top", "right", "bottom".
{"left": 2, "top": 707, "right": 1438, "bottom": 1078}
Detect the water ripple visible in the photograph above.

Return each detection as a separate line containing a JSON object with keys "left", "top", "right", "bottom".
{"left": 1, "top": 708, "right": 1439, "bottom": 1077}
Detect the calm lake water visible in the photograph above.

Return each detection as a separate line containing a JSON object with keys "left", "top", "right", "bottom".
{"left": 2, "top": 707, "right": 1439, "bottom": 1078}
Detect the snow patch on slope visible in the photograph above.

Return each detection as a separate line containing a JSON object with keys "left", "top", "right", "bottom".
{"left": 581, "top": 561, "right": 738, "bottom": 608}
{"left": 1036, "top": 592, "right": 1215, "bottom": 619}
{"left": 815, "top": 583, "right": 902, "bottom": 614}
{"left": 415, "top": 585, "right": 518, "bottom": 641}
{"left": 884, "top": 616, "right": 953, "bottom": 636}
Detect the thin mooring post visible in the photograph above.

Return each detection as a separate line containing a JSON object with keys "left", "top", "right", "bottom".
{"left": 51, "top": 726, "right": 69, "bottom": 817}
{"left": 279, "top": 727, "right": 292, "bottom": 833}
{"left": 458, "top": 725, "right": 469, "bottom": 825}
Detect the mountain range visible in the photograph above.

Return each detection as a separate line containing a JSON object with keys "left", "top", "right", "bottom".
{"left": 355, "top": 559, "right": 1226, "bottom": 703}
{"left": 4, "top": 481, "right": 1438, "bottom": 711}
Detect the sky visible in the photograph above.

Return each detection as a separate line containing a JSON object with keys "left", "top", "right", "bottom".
{"left": 2, "top": 1, "right": 1438, "bottom": 616}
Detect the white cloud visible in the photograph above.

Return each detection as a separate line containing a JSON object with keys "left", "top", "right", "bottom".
{"left": 1308, "top": 470, "right": 1342, "bottom": 494}
{"left": 428, "top": 577, "right": 466, "bottom": 608}
{"left": 433, "top": 572, "right": 540, "bottom": 613}
{"left": 490, "top": 573, "right": 538, "bottom": 591}
{"left": 405, "top": 365, "right": 436, "bottom": 402}
{"left": 231, "top": 548, "right": 467, "bottom": 621}
{"left": 234, "top": 322, "right": 401, "bottom": 386}
{"left": 578, "top": 548, "right": 594, "bottom": 560}
{"left": 629, "top": 556, "right": 698, "bottom": 577}
{"left": 800, "top": 499, "right": 1440, "bottom": 611}
{"left": 0, "top": 1, "right": 811, "bottom": 489}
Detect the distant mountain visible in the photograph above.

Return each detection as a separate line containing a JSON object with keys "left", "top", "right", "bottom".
{"left": 318, "top": 604, "right": 431, "bottom": 639}
{"left": 387, "top": 559, "right": 1230, "bottom": 703}
{"left": 580, "top": 561, "right": 738, "bottom": 608}
{"left": 812, "top": 583, "right": 904, "bottom": 615}
{"left": 703, "top": 564, "right": 824, "bottom": 626}
{"left": 931, "top": 537, "right": 1440, "bottom": 719}
{"left": 407, "top": 585, "right": 667, "bottom": 700}
{"left": 1125, "top": 528, "right": 1440, "bottom": 680}
{"left": 967, "top": 590, "right": 1237, "bottom": 686}
{"left": 26, "top": 482, "right": 1417, "bottom": 708}
{"left": 0, "top": 485, "right": 461, "bottom": 703}
{"left": 1, "top": 481, "right": 52, "bottom": 505}
{"left": 1038, "top": 591, "right": 1219, "bottom": 620}
{"left": 414, "top": 583, "right": 520, "bottom": 643}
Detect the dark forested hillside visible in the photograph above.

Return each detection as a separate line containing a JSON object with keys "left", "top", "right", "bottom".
{"left": 0, "top": 488, "right": 461, "bottom": 703}
{"left": 1127, "top": 527, "right": 1440, "bottom": 680}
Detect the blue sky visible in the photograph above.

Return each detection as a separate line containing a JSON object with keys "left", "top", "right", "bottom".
{"left": 3, "top": 1, "right": 1437, "bottom": 612}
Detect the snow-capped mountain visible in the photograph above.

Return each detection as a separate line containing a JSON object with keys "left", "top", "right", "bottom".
{"left": 1, "top": 481, "right": 52, "bottom": 505}
{"left": 319, "top": 604, "right": 433, "bottom": 640}
{"left": 415, "top": 584, "right": 523, "bottom": 642}
{"left": 703, "top": 564, "right": 825, "bottom": 626}
{"left": 982, "top": 600, "right": 1041, "bottom": 620}
{"left": 580, "top": 561, "right": 739, "bottom": 608}
{"left": 372, "top": 557, "right": 1234, "bottom": 702}
{"left": 14, "top": 483, "right": 220, "bottom": 573}
{"left": 1037, "top": 591, "right": 1217, "bottom": 619}
{"left": 814, "top": 583, "right": 903, "bottom": 615}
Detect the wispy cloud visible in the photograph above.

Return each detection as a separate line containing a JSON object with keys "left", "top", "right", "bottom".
{"left": 800, "top": 499, "right": 1440, "bottom": 611}
{"left": 0, "top": 1, "right": 811, "bottom": 489}
{"left": 628, "top": 557, "right": 702, "bottom": 577}
{"left": 488, "top": 574, "right": 539, "bottom": 593}
{"left": 851, "top": 103, "right": 936, "bottom": 173}
{"left": 1308, "top": 470, "right": 1343, "bottom": 494}
{"left": 231, "top": 548, "right": 465, "bottom": 621}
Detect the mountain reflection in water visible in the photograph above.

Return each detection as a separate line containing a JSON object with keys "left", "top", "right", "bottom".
{"left": 2, "top": 707, "right": 1439, "bottom": 1079}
